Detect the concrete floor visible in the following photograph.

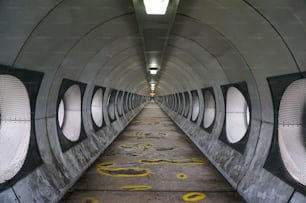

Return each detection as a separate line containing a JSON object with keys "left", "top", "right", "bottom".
{"left": 61, "top": 103, "right": 244, "bottom": 203}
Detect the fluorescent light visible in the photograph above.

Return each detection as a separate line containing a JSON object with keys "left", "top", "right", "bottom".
{"left": 150, "top": 69, "right": 158, "bottom": 75}
{"left": 144, "top": 0, "right": 169, "bottom": 15}
{"left": 150, "top": 63, "right": 158, "bottom": 68}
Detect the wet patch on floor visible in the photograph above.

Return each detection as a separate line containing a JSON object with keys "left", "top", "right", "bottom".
{"left": 138, "top": 158, "right": 206, "bottom": 165}
{"left": 155, "top": 147, "right": 176, "bottom": 151}
{"left": 120, "top": 185, "right": 152, "bottom": 191}
{"left": 96, "top": 162, "right": 151, "bottom": 177}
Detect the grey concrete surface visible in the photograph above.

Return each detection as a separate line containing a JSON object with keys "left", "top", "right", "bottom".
{"left": 60, "top": 103, "right": 244, "bottom": 203}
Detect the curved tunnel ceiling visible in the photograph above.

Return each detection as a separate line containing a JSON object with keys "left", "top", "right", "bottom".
{"left": 0, "top": 0, "right": 304, "bottom": 131}
{"left": 1, "top": 0, "right": 303, "bottom": 97}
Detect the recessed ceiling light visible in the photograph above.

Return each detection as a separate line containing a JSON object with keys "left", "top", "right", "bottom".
{"left": 150, "top": 63, "right": 158, "bottom": 68}
{"left": 144, "top": 0, "right": 169, "bottom": 15}
{"left": 149, "top": 69, "right": 158, "bottom": 75}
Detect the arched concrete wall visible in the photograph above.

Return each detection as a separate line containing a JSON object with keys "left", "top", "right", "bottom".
{"left": 158, "top": 0, "right": 306, "bottom": 202}
{"left": 0, "top": 1, "right": 148, "bottom": 202}
{"left": 0, "top": 0, "right": 305, "bottom": 202}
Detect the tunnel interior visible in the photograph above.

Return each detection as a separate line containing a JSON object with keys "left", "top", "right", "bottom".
{"left": 0, "top": 0, "right": 306, "bottom": 202}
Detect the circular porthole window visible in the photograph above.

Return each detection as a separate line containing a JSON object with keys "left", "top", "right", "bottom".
{"left": 58, "top": 99, "right": 64, "bottom": 128}
{"left": 0, "top": 75, "right": 31, "bottom": 184}
{"left": 191, "top": 91, "right": 200, "bottom": 122}
{"left": 178, "top": 93, "right": 184, "bottom": 114}
{"left": 203, "top": 90, "right": 216, "bottom": 128}
{"left": 117, "top": 92, "right": 123, "bottom": 116}
{"left": 184, "top": 93, "right": 190, "bottom": 117}
{"left": 225, "top": 87, "right": 250, "bottom": 143}
{"left": 58, "top": 85, "right": 81, "bottom": 142}
{"left": 91, "top": 88, "right": 103, "bottom": 127}
{"left": 108, "top": 93, "right": 116, "bottom": 121}
{"left": 278, "top": 79, "right": 306, "bottom": 185}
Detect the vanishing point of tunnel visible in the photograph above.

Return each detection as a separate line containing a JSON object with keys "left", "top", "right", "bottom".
{"left": 0, "top": 0, "right": 306, "bottom": 202}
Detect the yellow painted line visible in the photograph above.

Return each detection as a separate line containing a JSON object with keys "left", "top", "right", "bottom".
{"left": 144, "top": 143, "right": 155, "bottom": 149}
{"left": 127, "top": 153, "right": 142, "bottom": 157}
{"left": 96, "top": 162, "right": 151, "bottom": 177}
{"left": 82, "top": 196, "right": 99, "bottom": 203}
{"left": 191, "top": 158, "right": 206, "bottom": 163}
{"left": 182, "top": 192, "right": 206, "bottom": 202}
{"left": 119, "top": 143, "right": 155, "bottom": 150}
{"left": 120, "top": 185, "right": 152, "bottom": 191}
{"left": 138, "top": 158, "right": 206, "bottom": 165}
{"left": 176, "top": 173, "right": 188, "bottom": 180}
{"left": 119, "top": 144, "right": 136, "bottom": 149}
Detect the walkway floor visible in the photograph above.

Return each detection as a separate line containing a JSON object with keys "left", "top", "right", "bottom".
{"left": 61, "top": 103, "right": 244, "bottom": 203}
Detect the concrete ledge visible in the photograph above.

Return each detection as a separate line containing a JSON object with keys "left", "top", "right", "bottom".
{"left": 0, "top": 105, "right": 145, "bottom": 203}
{"left": 159, "top": 104, "right": 304, "bottom": 203}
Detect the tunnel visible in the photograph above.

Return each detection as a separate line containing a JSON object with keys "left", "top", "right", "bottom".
{"left": 0, "top": 0, "right": 306, "bottom": 202}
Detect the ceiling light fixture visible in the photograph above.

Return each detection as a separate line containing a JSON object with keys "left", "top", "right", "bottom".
{"left": 150, "top": 63, "right": 158, "bottom": 68}
{"left": 149, "top": 70, "right": 158, "bottom": 75}
{"left": 149, "top": 67, "right": 158, "bottom": 75}
{"left": 143, "top": 0, "right": 169, "bottom": 15}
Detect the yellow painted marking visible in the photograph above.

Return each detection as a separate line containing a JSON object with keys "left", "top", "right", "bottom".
{"left": 82, "top": 196, "right": 99, "bottom": 203}
{"left": 96, "top": 162, "right": 151, "bottom": 177}
{"left": 138, "top": 158, "right": 206, "bottom": 165}
{"left": 176, "top": 173, "right": 188, "bottom": 180}
{"left": 182, "top": 192, "right": 206, "bottom": 202}
{"left": 120, "top": 143, "right": 155, "bottom": 150}
{"left": 121, "top": 185, "right": 152, "bottom": 191}
{"left": 127, "top": 153, "right": 142, "bottom": 157}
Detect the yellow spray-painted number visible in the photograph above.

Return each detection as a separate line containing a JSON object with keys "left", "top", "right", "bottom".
{"left": 121, "top": 185, "right": 152, "bottom": 191}
{"left": 96, "top": 162, "right": 151, "bottom": 177}
{"left": 176, "top": 173, "right": 188, "bottom": 180}
{"left": 82, "top": 196, "right": 99, "bottom": 203}
{"left": 138, "top": 158, "right": 206, "bottom": 165}
{"left": 182, "top": 192, "right": 206, "bottom": 202}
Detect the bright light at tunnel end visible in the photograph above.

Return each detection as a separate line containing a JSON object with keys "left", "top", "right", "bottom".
{"left": 144, "top": 0, "right": 169, "bottom": 15}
